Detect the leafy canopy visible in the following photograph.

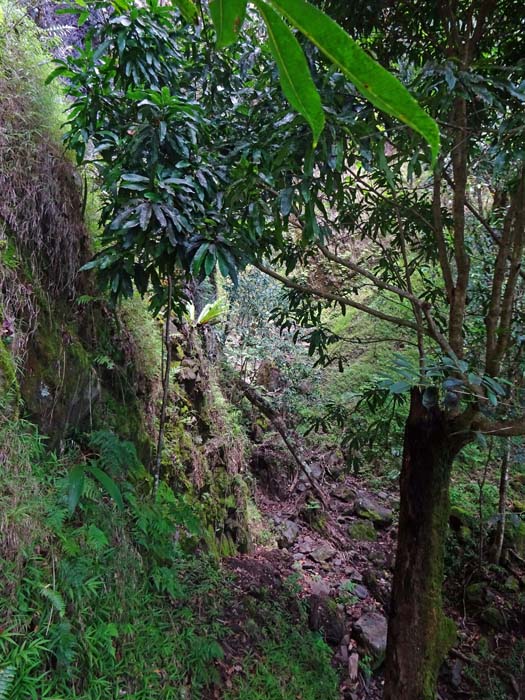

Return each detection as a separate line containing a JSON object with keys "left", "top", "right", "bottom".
{"left": 51, "top": 0, "right": 439, "bottom": 311}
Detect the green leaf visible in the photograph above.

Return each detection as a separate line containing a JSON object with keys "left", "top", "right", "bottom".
{"left": 196, "top": 298, "right": 227, "bottom": 325}
{"left": 192, "top": 242, "right": 210, "bottom": 275}
{"left": 121, "top": 173, "right": 150, "bottom": 183}
{"left": 45, "top": 65, "right": 73, "bottom": 85}
{"left": 0, "top": 666, "right": 15, "bottom": 700}
{"left": 209, "top": 0, "right": 247, "bottom": 48}
{"left": 67, "top": 464, "right": 85, "bottom": 515}
{"left": 172, "top": 0, "right": 198, "bottom": 23}
{"left": 443, "top": 377, "right": 463, "bottom": 390}
{"left": 279, "top": 187, "right": 294, "bottom": 216}
{"left": 255, "top": 1, "right": 324, "bottom": 145}
{"left": 87, "top": 463, "right": 125, "bottom": 510}
{"left": 268, "top": 0, "right": 440, "bottom": 163}
{"left": 389, "top": 380, "right": 411, "bottom": 394}
{"left": 483, "top": 376, "right": 506, "bottom": 396}
{"left": 41, "top": 587, "right": 66, "bottom": 617}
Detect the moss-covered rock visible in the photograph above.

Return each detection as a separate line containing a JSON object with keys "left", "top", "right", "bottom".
{"left": 354, "top": 496, "right": 393, "bottom": 527}
{"left": 348, "top": 520, "right": 377, "bottom": 541}
{"left": 466, "top": 582, "right": 487, "bottom": 605}
{"left": 481, "top": 606, "right": 506, "bottom": 630}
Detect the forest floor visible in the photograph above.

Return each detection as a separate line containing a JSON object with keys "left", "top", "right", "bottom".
{"left": 215, "top": 446, "right": 525, "bottom": 700}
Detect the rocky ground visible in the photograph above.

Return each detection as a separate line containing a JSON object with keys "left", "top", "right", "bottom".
{"left": 219, "top": 445, "right": 525, "bottom": 700}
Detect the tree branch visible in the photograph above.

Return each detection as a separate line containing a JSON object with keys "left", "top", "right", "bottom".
{"left": 432, "top": 170, "right": 454, "bottom": 302}
{"left": 442, "top": 170, "right": 525, "bottom": 284}
{"left": 448, "top": 96, "right": 470, "bottom": 357}
{"left": 235, "top": 374, "right": 329, "bottom": 507}
{"left": 255, "top": 262, "right": 421, "bottom": 332}
{"left": 472, "top": 413, "right": 525, "bottom": 437}
{"left": 493, "top": 173, "right": 525, "bottom": 371}
{"left": 485, "top": 190, "right": 518, "bottom": 374}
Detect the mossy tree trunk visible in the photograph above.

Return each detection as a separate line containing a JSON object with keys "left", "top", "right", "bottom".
{"left": 384, "top": 389, "right": 461, "bottom": 700}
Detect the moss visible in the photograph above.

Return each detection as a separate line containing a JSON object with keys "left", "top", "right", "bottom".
{"left": 481, "top": 606, "right": 506, "bottom": 630}
{"left": 465, "top": 582, "right": 486, "bottom": 605}
{"left": 119, "top": 296, "right": 162, "bottom": 385}
{"left": 449, "top": 504, "right": 474, "bottom": 527}
{"left": 348, "top": 520, "right": 377, "bottom": 541}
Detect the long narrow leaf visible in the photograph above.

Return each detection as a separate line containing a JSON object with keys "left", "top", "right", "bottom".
{"left": 209, "top": 0, "right": 247, "bottom": 48}
{"left": 67, "top": 464, "right": 85, "bottom": 515}
{"left": 255, "top": 0, "right": 324, "bottom": 145}
{"left": 268, "top": 0, "right": 440, "bottom": 163}
{"left": 172, "top": 0, "right": 198, "bottom": 24}
{"left": 87, "top": 463, "right": 125, "bottom": 510}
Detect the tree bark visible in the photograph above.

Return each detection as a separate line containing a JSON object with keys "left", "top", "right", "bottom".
{"left": 384, "top": 389, "right": 459, "bottom": 700}
{"left": 491, "top": 442, "right": 511, "bottom": 565}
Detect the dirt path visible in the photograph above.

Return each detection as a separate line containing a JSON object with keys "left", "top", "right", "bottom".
{"left": 226, "top": 462, "right": 399, "bottom": 699}
{"left": 222, "top": 451, "right": 525, "bottom": 700}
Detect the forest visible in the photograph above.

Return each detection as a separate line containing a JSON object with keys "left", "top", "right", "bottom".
{"left": 0, "top": 0, "right": 524, "bottom": 699}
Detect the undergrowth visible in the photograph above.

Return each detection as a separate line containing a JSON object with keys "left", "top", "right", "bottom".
{"left": 225, "top": 626, "right": 338, "bottom": 700}
{"left": 0, "top": 417, "right": 339, "bottom": 700}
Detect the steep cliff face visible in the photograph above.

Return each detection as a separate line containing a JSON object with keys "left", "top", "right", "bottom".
{"left": 0, "top": 1, "right": 250, "bottom": 548}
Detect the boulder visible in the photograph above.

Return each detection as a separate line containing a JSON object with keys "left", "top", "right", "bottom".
{"left": 308, "top": 594, "right": 345, "bottom": 645}
{"left": 278, "top": 519, "right": 300, "bottom": 548}
{"left": 348, "top": 652, "right": 359, "bottom": 681}
{"left": 310, "top": 579, "right": 331, "bottom": 597}
{"left": 450, "top": 659, "right": 463, "bottom": 689}
{"left": 353, "top": 612, "right": 388, "bottom": 667}
{"left": 449, "top": 505, "right": 473, "bottom": 531}
{"left": 368, "top": 549, "right": 387, "bottom": 567}
{"left": 333, "top": 484, "right": 358, "bottom": 503}
{"left": 465, "top": 582, "right": 486, "bottom": 605}
{"left": 310, "top": 542, "right": 337, "bottom": 563}
{"left": 481, "top": 606, "right": 506, "bottom": 630}
{"left": 355, "top": 497, "right": 393, "bottom": 528}
{"left": 348, "top": 520, "right": 377, "bottom": 542}
{"left": 504, "top": 575, "right": 519, "bottom": 592}
{"left": 507, "top": 520, "right": 525, "bottom": 557}
{"left": 354, "top": 585, "right": 369, "bottom": 600}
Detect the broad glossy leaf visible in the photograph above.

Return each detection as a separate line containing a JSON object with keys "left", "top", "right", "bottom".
{"left": 172, "top": 0, "right": 198, "bottom": 24}
{"left": 268, "top": 0, "right": 440, "bottom": 163}
{"left": 256, "top": 1, "right": 324, "bottom": 145}
{"left": 209, "top": 0, "right": 247, "bottom": 48}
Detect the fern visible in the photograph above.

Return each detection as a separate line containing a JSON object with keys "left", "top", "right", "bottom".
{"left": 151, "top": 566, "right": 184, "bottom": 599}
{"left": 183, "top": 630, "right": 223, "bottom": 686}
{"left": 41, "top": 587, "right": 66, "bottom": 618}
{"left": 89, "top": 431, "right": 141, "bottom": 476}
{"left": 49, "top": 621, "right": 77, "bottom": 669}
{"left": 86, "top": 524, "right": 109, "bottom": 552}
{"left": 0, "top": 666, "right": 15, "bottom": 700}
{"left": 46, "top": 506, "right": 68, "bottom": 534}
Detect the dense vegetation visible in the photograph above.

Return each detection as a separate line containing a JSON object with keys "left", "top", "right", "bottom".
{"left": 1, "top": 1, "right": 524, "bottom": 700}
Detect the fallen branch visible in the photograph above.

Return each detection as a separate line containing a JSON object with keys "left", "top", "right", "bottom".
{"left": 235, "top": 376, "right": 329, "bottom": 508}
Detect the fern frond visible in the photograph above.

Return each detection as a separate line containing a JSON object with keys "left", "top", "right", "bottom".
{"left": 41, "top": 587, "right": 66, "bottom": 618}
{"left": 0, "top": 666, "right": 15, "bottom": 700}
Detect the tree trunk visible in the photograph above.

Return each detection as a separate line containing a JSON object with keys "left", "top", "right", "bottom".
{"left": 384, "top": 389, "right": 458, "bottom": 700}
{"left": 490, "top": 442, "right": 511, "bottom": 565}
